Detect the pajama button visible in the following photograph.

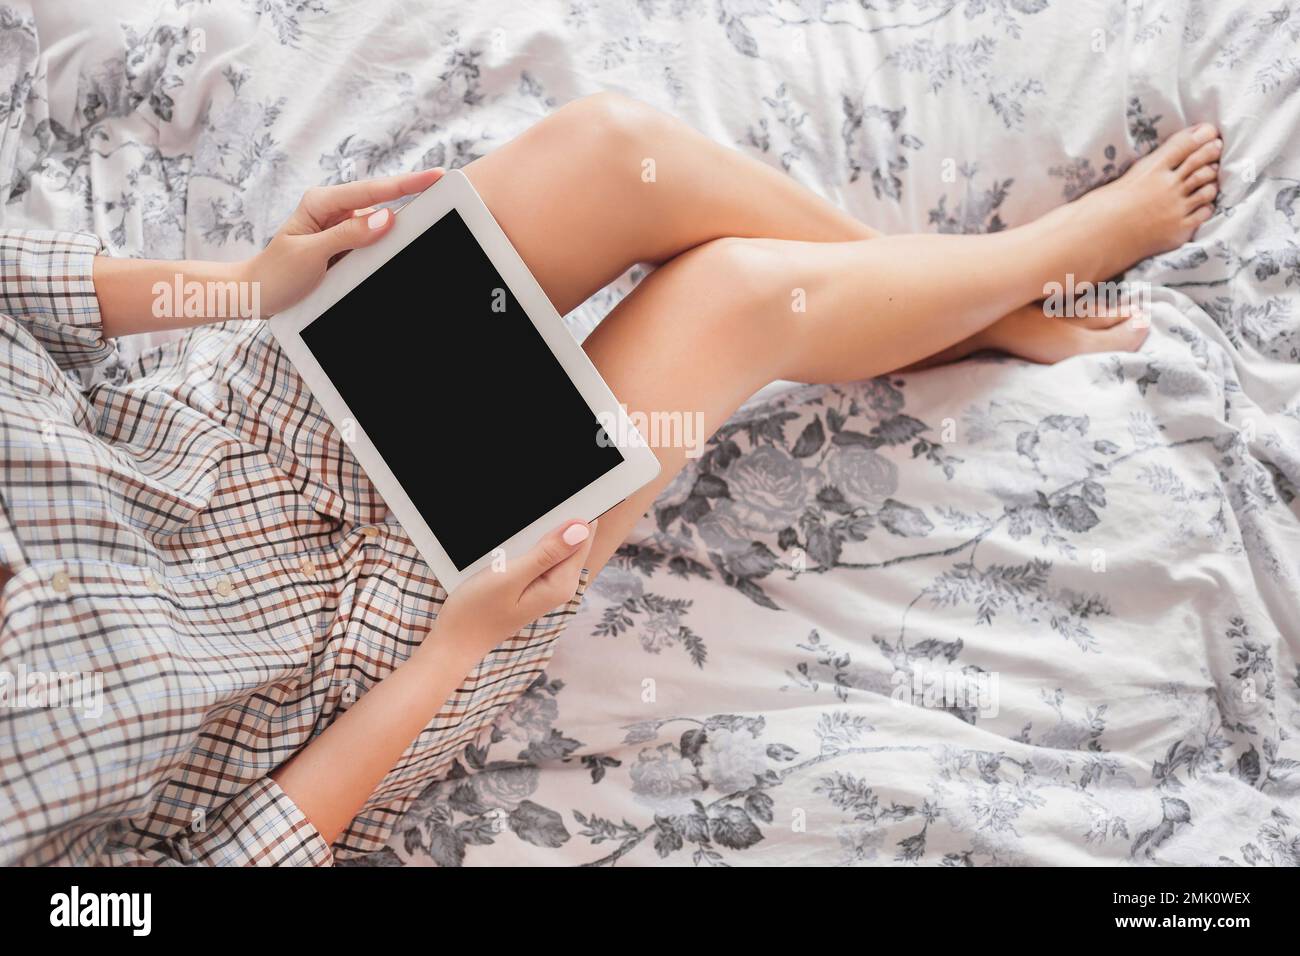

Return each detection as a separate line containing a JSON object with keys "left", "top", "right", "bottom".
{"left": 361, "top": 527, "right": 379, "bottom": 537}
{"left": 215, "top": 578, "right": 233, "bottom": 597}
{"left": 51, "top": 571, "right": 70, "bottom": 593}
{"left": 145, "top": 573, "right": 162, "bottom": 592}
{"left": 300, "top": 557, "right": 317, "bottom": 575}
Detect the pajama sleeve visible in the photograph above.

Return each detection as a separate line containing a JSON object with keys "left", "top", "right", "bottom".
{"left": 0, "top": 229, "right": 114, "bottom": 371}
{"left": 92, "top": 778, "right": 336, "bottom": 867}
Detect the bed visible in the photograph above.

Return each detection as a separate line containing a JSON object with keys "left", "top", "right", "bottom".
{"left": 2, "top": 0, "right": 1297, "bottom": 866}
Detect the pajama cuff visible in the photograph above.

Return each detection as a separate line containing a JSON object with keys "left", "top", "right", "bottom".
{"left": 99, "top": 777, "right": 335, "bottom": 867}
{"left": 186, "top": 776, "right": 336, "bottom": 867}
{"left": 0, "top": 229, "right": 113, "bottom": 371}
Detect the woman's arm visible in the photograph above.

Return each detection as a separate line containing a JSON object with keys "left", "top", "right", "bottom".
{"left": 92, "top": 168, "right": 442, "bottom": 339}
{"left": 269, "top": 627, "right": 484, "bottom": 845}
{"left": 271, "top": 519, "right": 596, "bottom": 847}
{"left": 92, "top": 256, "right": 256, "bottom": 339}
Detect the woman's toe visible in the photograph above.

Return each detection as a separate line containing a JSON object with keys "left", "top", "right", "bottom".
{"left": 1175, "top": 137, "right": 1223, "bottom": 177}
{"left": 1183, "top": 164, "right": 1218, "bottom": 192}
{"left": 1187, "top": 182, "right": 1219, "bottom": 208}
{"left": 1154, "top": 124, "right": 1218, "bottom": 170}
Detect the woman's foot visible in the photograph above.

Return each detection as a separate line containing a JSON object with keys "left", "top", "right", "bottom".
{"left": 907, "top": 124, "right": 1221, "bottom": 371}
{"left": 974, "top": 300, "right": 1148, "bottom": 364}
{"left": 908, "top": 300, "right": 1148, "bottom": 369}
{"left": 1064, "top": 123, "right": 1222, "bottom": 281}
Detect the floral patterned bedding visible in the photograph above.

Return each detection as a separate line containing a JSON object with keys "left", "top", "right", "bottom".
{"left": 3, "top": 0, "right": 1298, "bottom": 866}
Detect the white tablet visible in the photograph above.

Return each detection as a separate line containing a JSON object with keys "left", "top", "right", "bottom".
{"left": 270, "top": 169, "right": 660, "bottom": 591}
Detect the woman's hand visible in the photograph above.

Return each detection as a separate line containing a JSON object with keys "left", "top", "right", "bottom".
{"left": 248, "top": 167, "right": 444, "bottom": 317}
{"left": 92, "top": 168, "right": 444, "bottom": 339}
{"left": 432, "top": 520, "right": 598, "bottom": 658}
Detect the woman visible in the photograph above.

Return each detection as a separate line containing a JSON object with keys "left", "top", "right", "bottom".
{"left": 0, "top": 94, "right": 1221, "bottom": 864}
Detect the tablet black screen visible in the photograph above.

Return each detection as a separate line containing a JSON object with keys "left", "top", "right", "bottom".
{"left": 299, "top": 208, "right": 625, "bottom": 570}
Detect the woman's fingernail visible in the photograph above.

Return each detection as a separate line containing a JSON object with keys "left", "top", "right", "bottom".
{"left": 367, "top": 208, "right": 390, "bottom": 230}
{"left": 562, "top": 523, "right": 589, "bottom": 546}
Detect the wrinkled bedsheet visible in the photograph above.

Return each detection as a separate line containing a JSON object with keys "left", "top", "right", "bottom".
{"left": 2, "top": 0, "right": 1298, "bottom": 866}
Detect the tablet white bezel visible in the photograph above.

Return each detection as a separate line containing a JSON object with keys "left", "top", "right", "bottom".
{"left": 269, "top": 169, "right": 660, "bottom": 591}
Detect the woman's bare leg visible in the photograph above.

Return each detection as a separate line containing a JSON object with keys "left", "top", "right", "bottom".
{"left": 466, "top": 92, "right": 1221, "bottom": 349}
{"left": 576, "top": 231, "right": 1145, "bottom": 574}
{"left": 465, "top": 92, "right": 878, "bottom": 315}
{"left": 460, "top": 94, "right": 1222, "bottom": 571}
{"left": 574, "top": 124, "right": 1222, "bottom": 571}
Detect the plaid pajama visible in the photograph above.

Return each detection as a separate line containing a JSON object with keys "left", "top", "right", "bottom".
{"left": 0, "top": 230, "right": 586, "bottom": 865}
